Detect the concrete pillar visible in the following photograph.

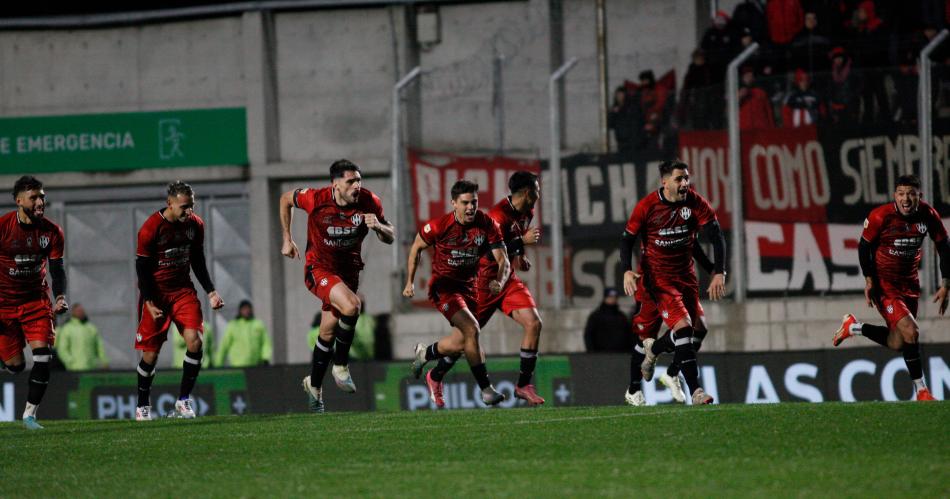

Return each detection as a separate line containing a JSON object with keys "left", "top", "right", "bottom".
{"left": 243, "top": 11, "right": 287, "bottom": 363}
{"left": 549, "top": 0, "right": 566, "bottom": 144}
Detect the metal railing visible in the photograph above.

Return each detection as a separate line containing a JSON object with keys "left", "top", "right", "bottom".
{"left": 919, "top": 29, "right": 949, "bottom": 300}
{"left": 726, "top": 43, "right": 758, "bottom": 303}
{"left": 548, "top": 57, "right": 578, "bottom": 310}
{"left": 391, "top": 66, "right": 422, "bottom": 304}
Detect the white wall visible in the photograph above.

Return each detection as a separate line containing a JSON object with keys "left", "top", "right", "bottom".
{"left": 0, "top": 17, "right": 245, "bottom": 116}
{"left": 274, "top": 9, "right": 398, "bottom": 164}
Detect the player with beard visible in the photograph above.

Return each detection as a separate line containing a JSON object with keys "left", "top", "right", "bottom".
{"left": 404, "top": 180, "right": 510, "bottom": 407}
{"left": 134, "top": 181, "right": 224, "bottom": 421}
{"left": 0, "top": 176, "right": 69, "bottom": 429}
{"left": 620, "top": 160, "right": 727, "bottom": 406}
{"left": 833, "top": 175, "right": 949, "bottom": 401}
{"left": 281, "top": 159, "right": 394, "bottom": 413}
{"left": 421, "top": 171, "right": 545, "bottom": 408}
{"left": 626, "top": 245, "right": 715, "bottom": 405}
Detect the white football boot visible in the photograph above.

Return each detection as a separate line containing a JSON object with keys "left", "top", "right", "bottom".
{"left": 691, "top": 388, "right": 714, "bottom": 405}
{"left": 135, "top": 405, "right": 154, "bottom": 421}
{"left": 481, "top": 385, "right": 506, "bottom": 406}
{"left": 331, "top": 364, "right": 357, "bottom": 393}
{"left": 302, "top": 375, "right": 325, "bottom": 413}
{"left": 660, "top": 373, "right": 686, "bottom": 403}
{"left": 175, "top": 398, "right": 197, "bottom": 419}
{"left": 410, "top": 343, "right": 428, "bottom": 379}
{"left": 624, "top": 390, "right": 646, "bottom": 406}
{"left": 640, "top": 338, "right": 658, "bottom": 382}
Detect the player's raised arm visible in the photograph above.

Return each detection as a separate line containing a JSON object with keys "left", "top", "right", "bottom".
{"left": 278, "top": 189, "right": 300, "bottom": 259}
{"left": 403, "top": 233, "right": 430, "bottom": 298}
{"left": 364, "top": 213, "right": 395, "bottom": 244}
{"left": 701, "top": 220, "right": 727, "bottom": 301}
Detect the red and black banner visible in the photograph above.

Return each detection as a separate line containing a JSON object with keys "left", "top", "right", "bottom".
{"left": 408, "top": 120, "right": 950, "bottom": 301}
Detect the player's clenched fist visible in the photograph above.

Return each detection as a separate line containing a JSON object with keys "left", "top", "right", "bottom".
{"left": 281, "top": 239, "right": 299, "bottom": 259}
{"left": 209, "top": 290, "right": 225, "bottom": 310}
{"left": 489, "top": 280, "right": 503, "bottom": 295}
{"left": 53, "top": 295, "right": 69, "bottom": 315}
{"left": 523, "top": 226, "right": 541, "bottom": 245}
{"left": 403, "top": 282, "right": 414, "bottom": 298}
{"left": 144, "top": 300, "right": 164, "bottom": 320}
{"left": 363, "top": 213, "right": 381, "bottom": 230}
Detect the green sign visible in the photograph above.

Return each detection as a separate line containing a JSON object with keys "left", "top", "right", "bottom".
{"left": 67, "top": 370, "right": 248, "bottom": 419}
{"left": 373, "top": 356, "right": 572, "bottom": 411}
{"left": 0, "top": 107, "right": 248, "bottom": 173}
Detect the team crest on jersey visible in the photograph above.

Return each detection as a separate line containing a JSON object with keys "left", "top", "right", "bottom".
{"left": 39, "top": 235, "right": 49, "bottom": 249}
{"left": 679, "top": 207, "right": 691, "bottom": 220}
{"left": 136, "top": 333, "right": 143, "bottom": 342}
{"left": 26, "top": 237, "right": 32, "bottom": 248}
{"left": 916, "top": 223, "right": 927, "bottom": 234}
{"left": 863, "top": 218, "right": 869, "bottom": 229}
{"left": 351, "top": 214, "right": 362, "bottom": 226}
{"left": 441, "top": 303, "right": 449, "bottom": 312}
{"left": 661, "top": 310, "right": 669, "bottom": 319}
{"left": 320, "top": 278, "right": 329, "bottom": 287}
{"left": 423, "top": 224, "right": 432, "bottom": 234}
{"left": 186, "top": 228, "right": 195, "bottom": 240}
{"left": 474, "top": 234, "right": 485, "bottom": 246}
{"left": 886, "top": 304, "right": 894, "bottom": 314}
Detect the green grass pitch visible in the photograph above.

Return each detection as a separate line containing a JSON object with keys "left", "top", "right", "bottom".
{"left": 2, "top": 402, "right": 947, "bottom": 497}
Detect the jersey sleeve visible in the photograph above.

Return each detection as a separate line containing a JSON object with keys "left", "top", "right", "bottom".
{"left": 49, "top": 224, "right": 65, "bottom": 260}
{"left": 192, "top": 216, "right": 206, "bottom": 250}
{"left": 293, "top": 188, "right": 317, "bottom": 213}
{"left": 624, "top": 198, "right": 648, "bottom": 235}
{"left": 419, "top": 217, "right": 440, "bottom": 246}
{"left": 369, "top": 191, "right": 388, "bottom": 223}
{"left": 926, "top": 205, "right": 948, "bottom": 244}
{"left": 861, "top": 209, "right": 883, "bottom": 244}
{"left": 695, "top": 193, "right": 718, "bottom": 226}
{"left": 136, "top": 218, "right": 157, "bottom": 257}
{"left": 486, "top": 216, "right": 505, "bottom": 248}
{"left": 487, "top": 207, "right": 509, "bottom": 238}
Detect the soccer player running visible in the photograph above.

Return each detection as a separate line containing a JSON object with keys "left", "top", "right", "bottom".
{"left": 620, "top": 160, "right": 727, "bottom": 406}
{"left": 833, "top": 174, "right": 949, "bottom": 401}
{"left": 0, "top": 176, "right": 69, "bottom": 429}
{"left": 280, "top": 159, "right": 393, "bottom": 413}
{"left": 627, "top": 245, "right": 715, "bottom": 405}
{"left": 421, "top": 171, "right": 545, "bottom": 408}
{"left": 403, "top": 179, "right": 510, "bottom": 406}
{"left": 134, "top": 181, "right": 224, "bottom": 421}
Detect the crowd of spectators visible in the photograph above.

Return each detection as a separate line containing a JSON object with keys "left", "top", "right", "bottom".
{"left": 610, "top": 0, "right": 950, "bottom": 153}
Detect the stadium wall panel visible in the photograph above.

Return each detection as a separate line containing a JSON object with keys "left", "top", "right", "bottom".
{"left": 2, "top": 344, "right": 947, "bottom": 420}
